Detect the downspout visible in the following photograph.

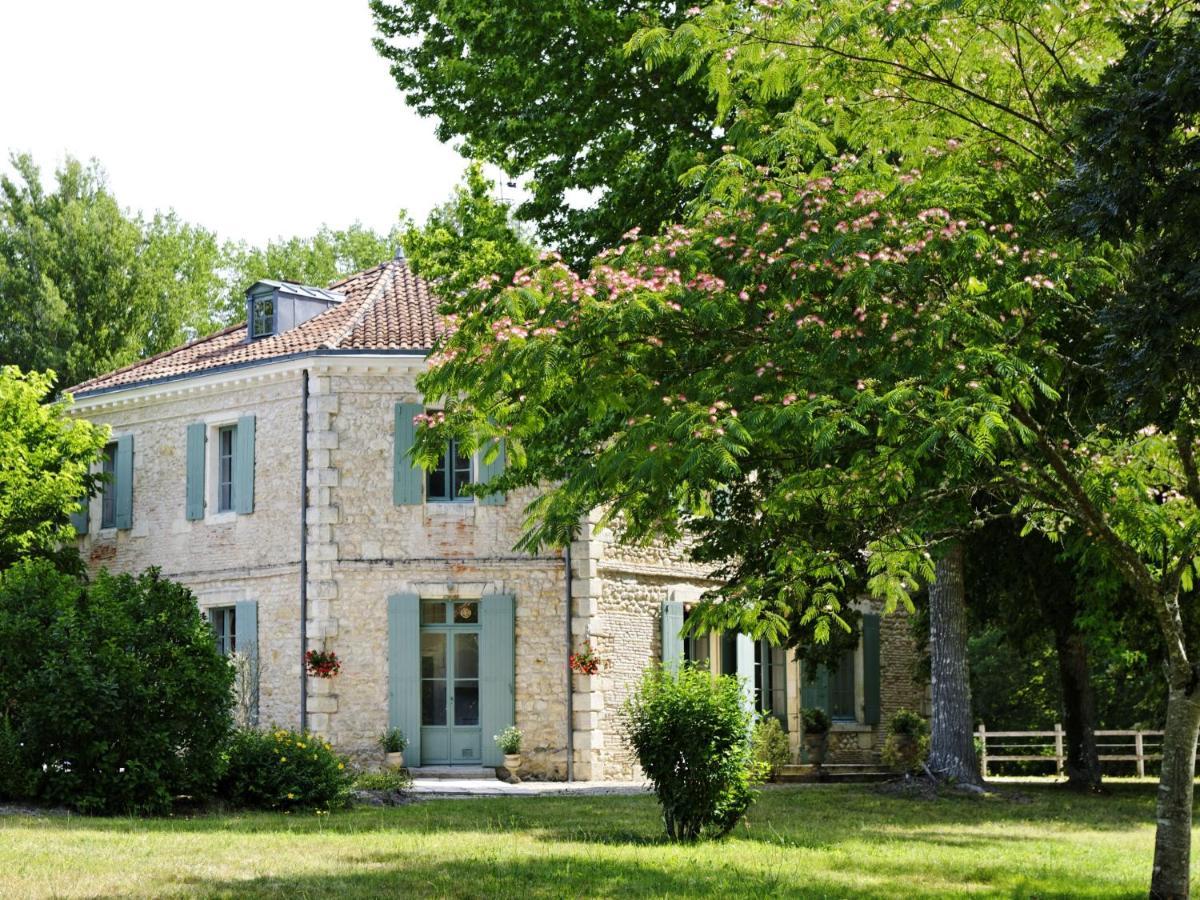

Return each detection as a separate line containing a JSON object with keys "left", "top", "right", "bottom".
{"left": 299, "top": 369, "right": 310, "bottom": 732}
{"left": 565, "top": 543, "right": 574, "bottom": 782}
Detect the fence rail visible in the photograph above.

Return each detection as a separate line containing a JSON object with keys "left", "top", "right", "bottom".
{"left": 976, "top": 724, "right": 1164, "bottom": 778}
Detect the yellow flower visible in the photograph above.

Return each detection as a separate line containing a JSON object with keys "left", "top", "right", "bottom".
{"left": 337, "top": 763, "right": 345, "bottom": 770}
{"left": 279, "top": 756, "right": 287, "bottom": 762}
{"left": 287, "top": 793, "right": 295, "bottom": 800}
{"left": 298, "top": 742, "right": 306, "bottom": 749}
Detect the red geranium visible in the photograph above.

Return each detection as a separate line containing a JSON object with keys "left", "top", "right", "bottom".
{"left": 305, "top": 648, "right": 341, "bottom": 678}
{"left": 569, "top": 641, "right": 601, "bottom": 675}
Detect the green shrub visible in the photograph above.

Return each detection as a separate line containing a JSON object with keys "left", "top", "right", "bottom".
{"left": 0, "top": 715, "right": 36, "bottom": 801}
{"left": 378, "top": 728, "right": 408, "bottom": 753}
{"left": 801, "top": 707, "right": 831, "bottom": 735}
{"left": 622, "top": 664, "right": 756, "bottom": 841}
{"left": 0, "top": 561, "right": 233, "bottom": 814}
{"left": 751, "top": 715, "right": 791, "bottom": 781}
{"left": 882, "top": 709, "right": 930, "bottom": 772}
{"left": 219, "top": 728, "right": 353, "bottom": 811}
{"left": 353, "top": 769, "right": 413, "bottom": 793}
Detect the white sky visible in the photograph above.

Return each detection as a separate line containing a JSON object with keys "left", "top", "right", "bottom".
{"left": 0, "top": 1, "right": 476, "bottom": 246}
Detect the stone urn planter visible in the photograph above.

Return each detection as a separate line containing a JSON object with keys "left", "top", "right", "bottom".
{"left": 503, "top": 753, "right": 522, "bottom": 773}
{"left": 385, "top": 751, "right": 405, "bottom": 770}
{"left": 803, "top": 732, "right": 829, "bottom": 769}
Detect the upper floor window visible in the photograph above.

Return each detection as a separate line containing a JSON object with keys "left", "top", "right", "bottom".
{"left": 208, "top": 606, "right": 236, "bottom": 656}
{"left": 427, "top": 438, "right": 473, "bottom": 502}
{"left": 250, "top": 297, "right": 275, "bottom": 339}
{"left": 217, "top": 425, "right": 237, "bottom": 512}
{"left": 100, "top": 442, "right": 118, "bottom": 528}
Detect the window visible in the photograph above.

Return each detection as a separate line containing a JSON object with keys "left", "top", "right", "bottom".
{"left": 427, "top": 438, "right": 473, "bottom": 502}
{"left": 720, "top": 631, "right": 739, "bottom": 677}
{"left": 100, "top": 442, "right": 117, "bottom": 528}
{"left": 682, "top": 606, "right": 711, "bottom": 667}
{"left": 829, "top": 647, "right": 857, "bottom": 721}
{"left": 754, "top": 639, "right": 789, "bottom": 728}
{"left": 251, "top": 297, "right": 275, "bottom": 338}
{"left": 218, "top": 425, "right": 236, "bottom": 512}
{"left": 208, "top": 606, "right": 236, "bottom": 656}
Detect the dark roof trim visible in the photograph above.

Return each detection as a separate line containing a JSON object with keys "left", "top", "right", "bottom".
{"left": 70, "top": 348, "right": 430, "bottom": 400}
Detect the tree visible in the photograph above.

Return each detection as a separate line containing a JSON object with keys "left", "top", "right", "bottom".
{"left": 0, "top": 154, "right": 223, "bottom": 390}
{"left": 220, "top": 222, "right": 405, "bottom": 321}
{"left": 0, "top": 366, "right": 106, "bottom": 571}
{"left": 370, "top": 0, "right": 719, "bottom": 267}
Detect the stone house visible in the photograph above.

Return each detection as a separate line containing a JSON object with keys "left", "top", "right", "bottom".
{"left": 66, "top": 258, "right": 924, "bottom": 779}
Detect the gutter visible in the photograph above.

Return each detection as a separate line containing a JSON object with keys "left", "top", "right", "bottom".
{"left": 299, "top": 369, "right": 310, "bottom": 732}
{"left": 565, "top": 544, "right": 574, "bottom": 782}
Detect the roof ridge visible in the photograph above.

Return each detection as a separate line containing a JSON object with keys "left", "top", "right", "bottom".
{"left": 324, "top": 262, "right": 395, "bottom": 350}
{"left": 326, "top": 260, "right": 390, "bottom": 292}
{"left": 66, "top": 321, "right": 244, "bottom": 394}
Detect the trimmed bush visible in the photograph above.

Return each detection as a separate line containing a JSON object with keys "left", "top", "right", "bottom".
{"left": 353, "top": 769, "right": 413, "bottom": 793}
{"left": 622, "top": 664, "right": 756, "bottom": 841}
{"left": 219, "top": 728, "right": 353, "bottom": 811}
{"left": 752, "top": 715, "right": 791, "bottom": 781}
{"left": 0, "top": 560, "right": 233, "bottom": 814}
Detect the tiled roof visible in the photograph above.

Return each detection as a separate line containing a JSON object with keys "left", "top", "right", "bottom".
{"left": 69, "top": 260, "right": 446, "bottom": 396}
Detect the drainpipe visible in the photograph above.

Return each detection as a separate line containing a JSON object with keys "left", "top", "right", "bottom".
{"left": 565, "top": 543, "right": 574, "bottom": 782}
{"left": 299, "top": 369, "right": 310, "bottom": 732}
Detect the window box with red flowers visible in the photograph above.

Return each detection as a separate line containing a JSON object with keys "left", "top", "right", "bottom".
{"left": 305, "top": 648, "right": 341, "bottom": 678}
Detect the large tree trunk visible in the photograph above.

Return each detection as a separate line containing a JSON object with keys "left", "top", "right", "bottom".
{"left": 926, "top": 540, "right": 983, "bottom": 786}
{"left": 1051, "top": 620, "right": 1103, "bottom": 791}
{"left": 1150, "top": 682, "right": 1200, "bottom": 899}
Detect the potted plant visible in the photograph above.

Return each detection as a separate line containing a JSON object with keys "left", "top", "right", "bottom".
{"left": 378, "top": 727, "right": 408, "bottom": 770}
{"left": 569, "top": 641, "right": 601, "bottom": 676}
{"left": 305, "top": 648, "right": 341, "bottom": 678}
{"left": 801, "top": 707, "right": 831, "bottom": 769}
{"left": 881, "top": 709, "right": 929, "bottom": 774}
{"left": 495, "top": 726, "right": 523, "bottom": 773}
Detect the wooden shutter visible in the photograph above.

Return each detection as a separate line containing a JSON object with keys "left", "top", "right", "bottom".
{"left": 801, "top": 662, "right": 831, "bottom": 716}
{"left": 477, "top": 437, "right": 506, "bottom": 506}
{"left": 862, "top": 612, "right": 882, "bottom": 725}
{"left": 388, "top": 592, "right": 421, "bottom": 763}
{"left": 235, "top": 599, "right": 259, "bottom": 726}
{"left": 661, "top": 600, "right": 685, "bottom": 673}
{"left": 234, "top": 414, "right": 256, "bottom": 514}
{"left": 393, "top": 402, "right": 423, "bottom": 505}
{"left": 186, "top": 423, "right": 206, "bottom": 521}
{"left": 735, "top": 632, "right": 756, "bottom": 712}
{"left": 114, "top": 434, "right": 134, "bottom": 530}
{"left": 479, "top": 593, "right": 515, "bottom": 767}
{"left": 69, "top": 495, "right": 89, "bottom": 535}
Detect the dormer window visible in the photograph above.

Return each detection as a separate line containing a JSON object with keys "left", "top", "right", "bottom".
{"left": 250, "top": 297, "right": 275, "bottom": 339}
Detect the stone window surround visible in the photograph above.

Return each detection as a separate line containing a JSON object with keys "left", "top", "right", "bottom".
{"left": 202, "top": 415, "right": 246, "bottom": 523}
{"left": 88, "top": 431, "right": 132, "bottom": 537}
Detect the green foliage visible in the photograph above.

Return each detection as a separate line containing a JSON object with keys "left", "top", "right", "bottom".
{"left": 0, "top": 560, "right": 234, "bottom": 814}
{"left": 378, "top": 728, "right": 407, "bottom": 754}
{"left": 882, "top": 709, "right": 930, "bottom": 772}
{"left": 0, "top": 367, "right": 106, "bottom": 570}
{"left": 219, "top": 728, "right": 352, "bottom": 812}
{"left": 622, "top": 664, "right": 756, "bottom": 841}
{"left": 353, "top": 769, "right": 413, "bottom": 793}
{"left": 370, "top": 0, "right": 718, "bottom": 267}
{"left": 0, "top": 155, "right": 225, "bottom": 390}
{"left": 493, "top": 726, "right": 522, "bottom": 755}
{"left": 750, "top": 715, "right": 791, "bottom": 781}
{"left": 801, "top": 708, "right": 831, "bottom": 736}
{"left": 0, "top": 716, "right": 36, "bottom": 801}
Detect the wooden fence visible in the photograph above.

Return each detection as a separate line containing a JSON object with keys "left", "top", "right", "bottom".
{"left": 976, "top": 725, "right": 1164, "bottom": 778}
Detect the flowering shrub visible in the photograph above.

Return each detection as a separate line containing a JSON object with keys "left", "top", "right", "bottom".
{"left": 305, "top": 649, "right": 341, "bottom": 678}
{"left": 569, "top": 641, "right": 601, "bottom": 675}
{"left": 494, "top": 726, "right": 522, "bottom": 754}
{"left": 218, "top": 728, "right": 352, "bottom": 811}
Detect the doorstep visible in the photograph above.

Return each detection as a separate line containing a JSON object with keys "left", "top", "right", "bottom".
{"left": 409, "top": 778, "right": 651, "bottom": 798}
{"left": 406, "top": 766, "right": 495, "bottom": 780}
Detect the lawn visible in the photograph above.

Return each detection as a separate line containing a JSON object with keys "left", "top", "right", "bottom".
{"left": 0, "top": 782, "right": 1187, "bottom": 898}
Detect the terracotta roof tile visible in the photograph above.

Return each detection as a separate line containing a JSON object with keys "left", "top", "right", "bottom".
{"left": 68, "top": 260, "right": 447, "bottom": 396}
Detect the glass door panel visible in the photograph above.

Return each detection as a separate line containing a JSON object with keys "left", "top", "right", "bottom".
{"left": 454, "top": 633, "right": 480, "bottom": 726}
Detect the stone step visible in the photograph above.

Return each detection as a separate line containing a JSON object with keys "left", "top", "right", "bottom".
{"left": 408, "top": 765, "right": 496, "bottom": 780}
{"left": 777, "top": 763, "right": 894, "bottom": 784}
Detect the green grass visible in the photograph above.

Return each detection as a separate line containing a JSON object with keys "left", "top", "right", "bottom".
{"left": 0, "top": 783, "right": 1187, "bottom": 898}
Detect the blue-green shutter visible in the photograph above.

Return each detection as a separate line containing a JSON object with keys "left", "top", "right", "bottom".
{"left": 661, "top": 600, "right": 685, "bottom": 673}
{"left": 69, "top": 494, "right": 89, "bottom": 535}
{"left": 477, "top": 437, "right": 506, "bottom": 506}
{"left": 863, "top": 613, "right": 882, "bottom": 725}
{"left": 234, "top": 415, "right": 255, "bottom": 515}
{"left": 393, "top": 402, "right": 423, "bottom": 505}
{"left": 735, "top": 632, "right": 755, "bottom": 712}
{"left": 235, "top": 599, "right": 259, "bottom": 726}
{"left": 480, "top": 593, "right": 515, "bottom": 767}
{"left": 186, "top": 423, "right": 206, "bottom": 521}
{"left": 388, "top": 592, "right": 421, "bottom": 763}
{"left": 801, "top": 663, "right": 831, "bottom": 717}
{"left": 114, "top": 434, "right": 134, "bottom": 530}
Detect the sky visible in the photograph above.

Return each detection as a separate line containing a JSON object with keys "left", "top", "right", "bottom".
{"left": 0, "top": 1, "right": 475, "bottom": 247}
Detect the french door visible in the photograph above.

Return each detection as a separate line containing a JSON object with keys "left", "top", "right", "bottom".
{"left": 419, "top": 600, "right": 483, "bottom": 765}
